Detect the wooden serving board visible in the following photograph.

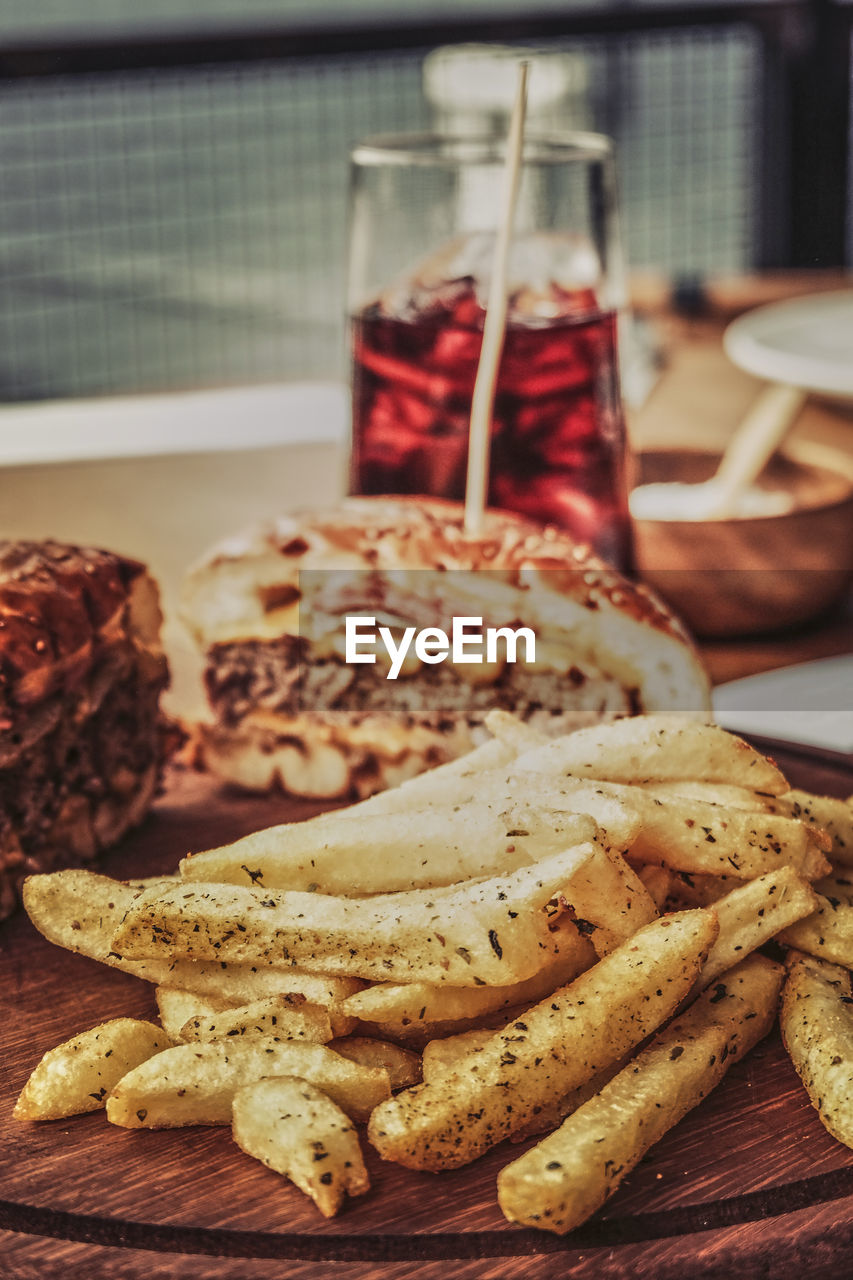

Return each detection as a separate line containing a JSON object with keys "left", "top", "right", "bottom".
{"left": 3, "top": 753, "right": 853, "bottom": 1280}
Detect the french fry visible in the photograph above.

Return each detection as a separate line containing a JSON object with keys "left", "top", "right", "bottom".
{"left": 232, "top": 1077, "right": 370, "bottom": 1217}
{"left": 777, "top": 890, "right": 853, "bottom": 969}
{"left": 179, "top": 803, "right": 597, "bottom": 895}
{"left": 509, "top": 1061, "right": 630, "bottom": 1143}
{"left": 338, "top": 917, "right": 595, "bottom": 1027}
{"left": 169, "top": 969, "right": 365, "bottom": 1020}
{"left": 640, "top": 780, "right": 773, "bottom": 811}
{"left": 156, "top": 987, "right": 236, "bottom": 1041}
{"left": 421, "top": 1028, "right": 492, "bottom": 1082}
{"left": 367, "top": 909, "right": 718, "bottom": 1171}
{"left": 766, "top": 791, "right": 853, "bottom": 866}
{"left": 664, "top": 870, "right": 734, "bottom": 909}
{"left": 328, "top": 1037, "right": 422, "bottom": 1091}
{"left": 817, "top": 869, "right": 853, "bottom": 903}
{"left": 180, "top": 995, "right": 343, "bottom": 1045}
{"left": 418, "top": 1031, "right": 621, "bottom": 1139}
{"left": 587, "top": 783, "right": 830, "bottom": 881}
{"left": 512, "top": 716, "right": 788, "bottom": 794}
{"left": 22, "top": 869, "right": 366, "bottom": 1013}
{"left": 635, "top": 864, "right": 673, "bottom": 911}
{"left": 449, "top": 777, "right": 827, "bottom": 882}
{"left": 181, "top": 735, "right": 521, "bottom": 889}
{"left": 699, "top": 866, "right": 820, "bottom": 989}
{"left": 420, "top": 1026, "right": 622, "bottom": 1142}
{"left": 106, "top": 1038, "right": 391, "bottom": 1128}
{"left": 518, "top": 782, "right": 641, "bottom": 854}
{"left": 14, "top": 1019, "right": 170, "bottom": 1121}
{"left": 22, "top": 871, "right": 183, "bottom": 983}
{"left": 497, "top": 953, "right": 783, "bottom": 1233}
{"left": 560, "top": 843, "right": 658, "bottom": 956}
{"left": 779, "top": 950, "right": 853, "bottom": 1148}
{"left": 112, "top": 842, "right": 597, "bottom": 987}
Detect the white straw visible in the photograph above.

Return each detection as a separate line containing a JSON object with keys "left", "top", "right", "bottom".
{"left": 464, "top": 60, "right": 529, "bottom": 536}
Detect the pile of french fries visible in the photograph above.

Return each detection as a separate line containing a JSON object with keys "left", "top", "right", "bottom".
{"left": 14, "top": 713, "right": 853, "bottom": 1233}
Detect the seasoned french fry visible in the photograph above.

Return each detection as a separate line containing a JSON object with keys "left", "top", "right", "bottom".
{"left": 664, "top": 870, "right": 734, "bottom": 909}
{"left": 360, "top": 1014, "right": 512, "bottom": 1049}
{"left": 328, "top": 1037, "right": 422, "bottom": 1091}
{"left": 14, "top": 1019, "right": 170, "bottom": 1121}
{"left": 418, "top": 1030, "right": 617, "bottom": 1137}
{"left": 779, "top": 950, "right": 853, "bottom": 1148}
{"left": 180, "top": 734, "right": 523, "bottom": 890}
{"left": 767, "top": 790, "right": 853, "bottom": 866}
{"left": 232, "top": 1077, "right": 370, "bottom": 1217}
{"left": 339, "top": 917, "right": 595, "bottom": 1027}
{"left": 699, "top": 866, "right": 820, "bottom": 989}
{"left": 635, "top": 864, "right": 673, "bottom": 911}
{"left": 106, "top": 1038, "right": 391, "bottom": 1128}
{"left": 112, "top": 842, "right": 597, "bottom": 987}
{"left": 817, "top": 869, "right": 853, "bottom": 903}
{"left": 419, "top": 1038, "right": 637, "bottom": 1146}
{"left": 434, "top": 776, "right": 828, "bottom": 882}
{"left": 180, "top": 995, "right": 342, "bottom": 1045}
{"left": 22, "top": 871, "right": 183, "bottom": 983}
{"left": 367, "top": 909, "right": 718, "bottom": 1171}
{"left": 179, "top": 802, "right": 596, "bottom": 895}
{"left": 588, "top": 783, "right": 830, "bottom": 881}
{"left": 497, "top": 953, "right": 783, "bottom": 1233}
{"left": 560, "top": 843, "right": 658, "bottom": 956}
{"left": 421, "top": 1028, "right": 493, "bottom": 1082}
{"left": 512, "top": 716, "right": 788, "bottom": 794}
{"left": 508, "top": 1061, "right": 629, "bottom": 1143}
{"left": 778, "top": 890, "right": 853, "bottom": 969}
{"left": 156, "top": 987, "right": 236, "bottom": 1042}
{"left": 640, "top": 780, "right": 773, "bottom": 811}
{"left": 22, "top": 870, "right": 366, "bottom": 1013}
{"left": 169, "top": 969, "right": 365, "bottom": 1021}
{"left": 520, "top": 783, "right": 640, "bottom": 854}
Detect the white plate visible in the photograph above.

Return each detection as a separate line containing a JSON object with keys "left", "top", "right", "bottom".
{"left": 713, "top": 655, "right": 853, "bottom": 757}
{"left": 724, "top": 291, "right": 853, "bottom": 403}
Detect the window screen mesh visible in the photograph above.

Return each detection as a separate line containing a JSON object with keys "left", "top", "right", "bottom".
{"left": 0, "top": 27, "right": 761, "bottom": 401}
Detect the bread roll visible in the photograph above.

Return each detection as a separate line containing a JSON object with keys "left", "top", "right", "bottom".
{"left": 182, "top": 497, "right": 710, "bottom": 799}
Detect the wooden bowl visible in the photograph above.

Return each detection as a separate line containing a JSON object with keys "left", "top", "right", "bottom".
{"left": 632, "top": 440, "right": 853, "bottom": 637}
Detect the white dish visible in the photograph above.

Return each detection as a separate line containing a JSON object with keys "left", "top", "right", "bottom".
{"left": 713, "top": 655, "right": 853, "bottom": 757}
{"left": 724, "top": 291, "right": 853, "bottom": 403}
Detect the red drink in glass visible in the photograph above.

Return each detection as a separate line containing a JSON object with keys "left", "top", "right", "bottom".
{"left": 349, "top": 281, "right": 633, "bottom": 570}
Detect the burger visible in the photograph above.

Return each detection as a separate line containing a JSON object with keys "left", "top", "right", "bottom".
{"left": 181, "top": 496, "right": 710, "bottom": 800}
{"left": 0, "top": 539, "right": 171, "bottom": 916}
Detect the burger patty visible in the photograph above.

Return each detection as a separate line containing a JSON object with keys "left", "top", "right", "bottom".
{"left": 204, "top": 637, "right": 637, "bottom": 725}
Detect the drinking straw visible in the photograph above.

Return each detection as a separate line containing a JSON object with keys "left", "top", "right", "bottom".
{"left": 463, "top": 60, "right": 529, "bottom": 536}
